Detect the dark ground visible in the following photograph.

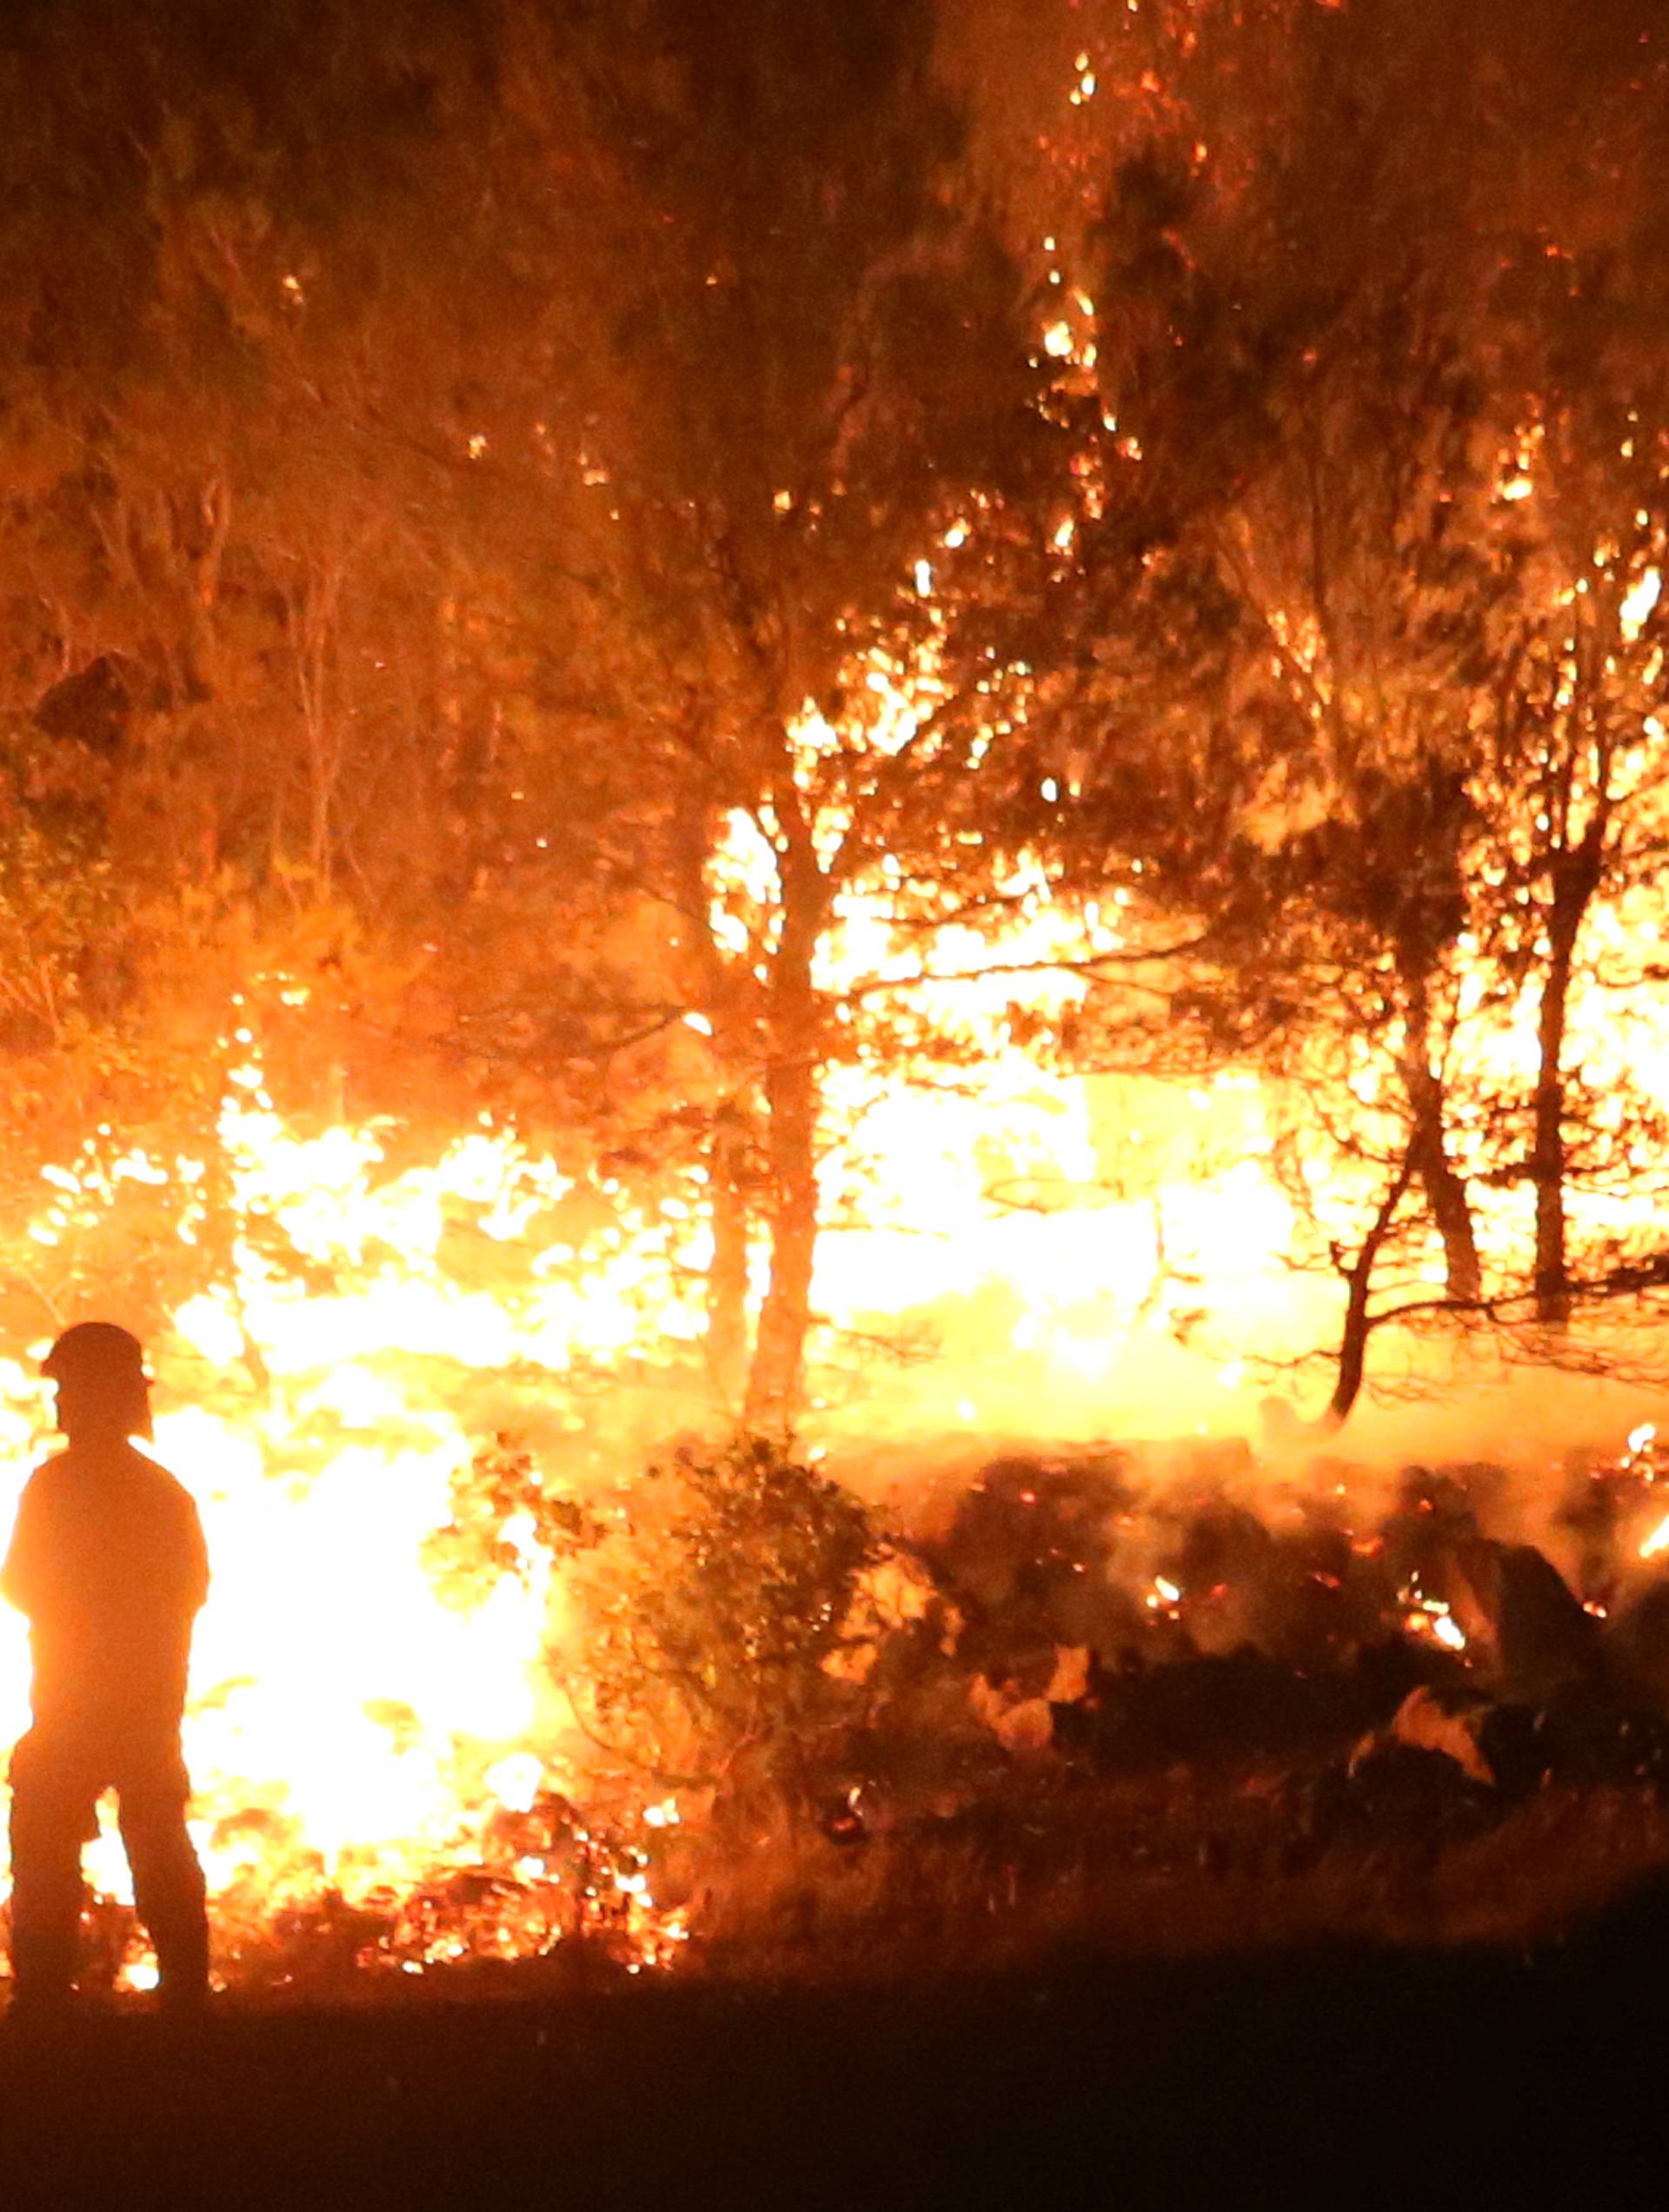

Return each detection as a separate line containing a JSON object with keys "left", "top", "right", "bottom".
{"left": 7, "top": 1885, "right": 1669, "bottom": 2212}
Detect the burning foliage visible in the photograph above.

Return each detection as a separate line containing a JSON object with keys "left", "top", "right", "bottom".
{"left": 0, "top": 1020, "right": 1667, "bottom": 2002}
{"left": 5, "top": 1319, "right": 1669, "bottom": 1995}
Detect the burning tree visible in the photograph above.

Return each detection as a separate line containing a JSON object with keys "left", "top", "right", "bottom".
{"left": 359, "top": 0, "right": 1089, "bottom": 1427}
{"left": 961, "top": 0, "right": 1669, "bottom": 1418}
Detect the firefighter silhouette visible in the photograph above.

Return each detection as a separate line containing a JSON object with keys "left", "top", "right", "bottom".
{"left": 2, "top": 1324, "right": 209, "bottom": 2015}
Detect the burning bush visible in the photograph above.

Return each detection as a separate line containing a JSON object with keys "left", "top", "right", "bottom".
{"left": 563, "top": 1436, "right": 883, "bottom": 1830}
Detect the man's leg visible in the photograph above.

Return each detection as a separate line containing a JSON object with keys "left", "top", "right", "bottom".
{"left": 7, "top": 1734, "right": 96, "bottom": 2013}
{"left": 117, "top": 1754, "right": 209, "bottom": 2010}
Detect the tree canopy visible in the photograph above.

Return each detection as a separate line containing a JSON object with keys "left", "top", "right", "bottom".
{"left": 2, "top": 0, "right": 1669, "bottom": 1428}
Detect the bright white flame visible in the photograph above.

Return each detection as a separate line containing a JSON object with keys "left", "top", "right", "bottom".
{"left": 1621, "top": 568, "right": 1662, "bottom": 641}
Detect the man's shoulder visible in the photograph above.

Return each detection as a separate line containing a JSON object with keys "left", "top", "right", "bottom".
{"left": 45, "top": 1441, "right": 197, "bottom": 1510}
{"left": 21, "top": 1450, "right": 73, "bottom": 1495}
{"left": 10, "top": 1451, "right": 77, "bottom": 1534}
{"left": 124, "top": 1445, "right": 198, "bottom": 1507}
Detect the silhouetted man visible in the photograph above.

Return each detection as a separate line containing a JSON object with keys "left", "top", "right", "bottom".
{"left": 2, "top": 1323, "right": 209, "bottom": 2016}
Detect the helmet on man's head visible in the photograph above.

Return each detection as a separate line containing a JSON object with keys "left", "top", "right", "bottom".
{"left": 43, "top": 1322, "right": 152, "bottom": 1439}
{"left": 43, "top": 1321, "right": 148, "bottom": 1385}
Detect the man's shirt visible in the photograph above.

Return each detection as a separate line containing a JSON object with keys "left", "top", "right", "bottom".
{"left": 0, "top": 1440, "right": 209, "bottom": 1741}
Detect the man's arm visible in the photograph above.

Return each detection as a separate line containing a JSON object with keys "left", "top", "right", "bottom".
{"left": 0, "top": 1477, "right": 43, "bottom": 1618}
{"left": 179, "top": 1491, "right": 210, "bottom": 1617}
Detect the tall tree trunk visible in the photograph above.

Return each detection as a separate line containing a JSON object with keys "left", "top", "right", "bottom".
{"left": 1412, "top": 1097, "right": 1481, "bottom": 1300}
{"left": 1397, "top": 967, "right": 1480, "bottom": 1302}
{"left": 705, "top": 1104, "right": 753, "bottom": 1412}
{"left": 1532, "top": 912, "right": 1579, "bottom": 1330}
{"left": 675, "top": 774, "right": 761, "bottom": 1417}
{"left": 1327, "top": 1148, "right": 1417, "bottom": 1426}
{"left": 744, "top": 810, "right": 826, "bottom": 1431}
{"left": 1533, "top": 829, "right": 1604, "bottom": 1330}
{"left": 744, "top": 1035, "right": 819, "bottom": 1431}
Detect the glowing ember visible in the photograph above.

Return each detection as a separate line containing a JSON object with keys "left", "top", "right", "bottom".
{"left": 1402, "top": 1594, "right": 1467, "bottom": 1654}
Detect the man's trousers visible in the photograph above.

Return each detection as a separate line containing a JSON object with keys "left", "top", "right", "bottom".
{"left": 7, "top": 1726, "right": 208, "bottom": 2009}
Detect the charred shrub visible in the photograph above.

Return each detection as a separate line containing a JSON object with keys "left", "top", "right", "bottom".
{"left": 928, "top": 1453, "right": 1134, "bottom": 1674}
{"left": 570, "top": 1434, "right": 881, "bottom": 1826}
